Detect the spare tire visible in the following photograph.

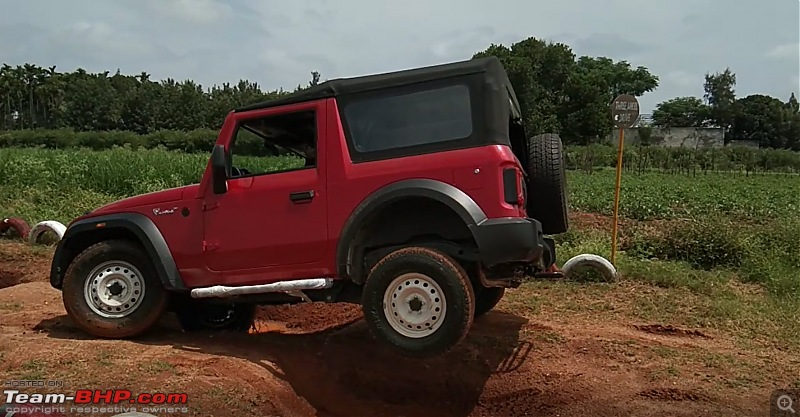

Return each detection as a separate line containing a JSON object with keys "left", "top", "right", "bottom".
{"left": 526, "top": 133, "right": 569, "bottom": 235}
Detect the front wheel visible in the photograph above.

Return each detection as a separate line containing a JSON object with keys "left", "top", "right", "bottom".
{"left": 361, "top": 246, "right": 475, "bottom": 358}
{"left": 62, "top": 240, "right": 169, "bottom": 338}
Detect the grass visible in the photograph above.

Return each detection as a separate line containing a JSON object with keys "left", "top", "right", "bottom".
{"left": 568, "top": 168, "right": 800, "bottom": 220}
{"left": 17, "top": 359, "right": 47, "bottom": 380}
{"left": 139, "top": 359, "right": 176, "bottom": 375}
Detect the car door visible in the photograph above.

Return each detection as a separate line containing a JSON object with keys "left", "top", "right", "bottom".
{"left": 201, "top": 102, "right": 328, "bottom": 280}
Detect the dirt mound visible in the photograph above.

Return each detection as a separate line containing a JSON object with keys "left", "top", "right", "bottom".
{"left": 251, "top": 302, "right": 363, "bottom": 334}
{"left": 570, "top": 211, "right": 613, "bottom": 231}
{"left": 639, "top": 388, "right": 708, "bottom": 402}
{"left": 634, "top": 324, "right": 710, "bottom": 338}
{"left": 0, "top": 268, "right": 23, "bottom": 289}
{"left": 0, "top": 241, "right": 53, "bottom": 288}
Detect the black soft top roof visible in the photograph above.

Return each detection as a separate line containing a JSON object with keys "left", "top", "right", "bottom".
{"left": 235, "top": 56, "right": 517, "bottom": 112}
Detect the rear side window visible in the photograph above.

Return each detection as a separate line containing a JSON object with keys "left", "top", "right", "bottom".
{"left": 342, "top": 84, "right": 473, "bottom": 153}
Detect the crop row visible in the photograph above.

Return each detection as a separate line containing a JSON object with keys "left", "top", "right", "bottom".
{"left": 566, "top": 143, "right": 800, "bottom": 174}
{"left": 2, "top": 147, "right": 798, "bottom": 224}
{"left": 2, "top": 129, "right": 800, "bottom": 174}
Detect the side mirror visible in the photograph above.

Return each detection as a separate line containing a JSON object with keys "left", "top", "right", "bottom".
{"left": 210, "top": 144, "right": 228, "bottom": 194}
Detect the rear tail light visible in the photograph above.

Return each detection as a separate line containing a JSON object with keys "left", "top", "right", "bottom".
{"left": 502, "top": 167, "right": 525, "bottom": 206}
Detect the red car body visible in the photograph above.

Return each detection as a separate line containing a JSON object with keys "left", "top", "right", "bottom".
{"left": 48, "top": 56, "right": 568, "bottom": 357}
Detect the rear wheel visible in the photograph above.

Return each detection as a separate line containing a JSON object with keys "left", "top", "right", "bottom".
{"left": 361, "top": 246, "right": 475, "bottom": 358}
{"left": 62, "top": 240, "right": 169, "bottom": 338}
{"left": 526, "top": 133, "right": 569, "bottom": 235}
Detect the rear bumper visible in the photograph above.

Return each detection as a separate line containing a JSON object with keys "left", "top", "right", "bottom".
{"left": 470, "top": 217, "right": 546, "bottom": 267}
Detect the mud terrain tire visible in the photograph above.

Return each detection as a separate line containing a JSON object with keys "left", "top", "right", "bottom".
{"left": 526, "top": 133, "right": 569, "bottom": 235}
{"left": 173, "top": 298, "right": 256, "bottom": 332}
{"left": 62, "top": 239, "right": 169, "bottom": 339}
{"left": 474, "top": 286, "right": 505, "bottom": 318}
{"left": 361, "top": 246, "right": 475, "bottom": 358}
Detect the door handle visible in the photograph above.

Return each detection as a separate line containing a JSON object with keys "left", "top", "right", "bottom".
{"left": 289, "top": 190, "right": 315, "bottom": 203}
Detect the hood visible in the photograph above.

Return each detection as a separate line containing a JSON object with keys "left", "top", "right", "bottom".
{"left": 91, "top": 186, "right": 187, "bottom": 215}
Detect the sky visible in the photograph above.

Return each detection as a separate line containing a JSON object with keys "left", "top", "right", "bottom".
{"left": 0, "top": 0, "right": 798, "bottom": 113}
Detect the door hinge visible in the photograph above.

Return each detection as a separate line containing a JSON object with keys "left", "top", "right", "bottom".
{"left": 202, "top": 241, "right": 219, "bottom": 251}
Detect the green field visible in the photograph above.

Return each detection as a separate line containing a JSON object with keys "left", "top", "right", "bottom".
{"left": 3, "top": 147, "right": 799, "bottom": 223}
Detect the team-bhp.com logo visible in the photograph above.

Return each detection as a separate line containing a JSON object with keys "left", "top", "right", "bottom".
{"left": 3, "top": 389, "right": 189, "bottom": 416}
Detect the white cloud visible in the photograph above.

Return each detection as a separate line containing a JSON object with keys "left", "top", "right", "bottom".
{"left": 765, "top": 43, "right": 799, "bottom": 60}
{"left": 666, "top": 70, "right": 697, "bottom": 87}
{"left": 52, "top": 21, "right": 157, "bottom": 57}
{"left": 144, "top": 0, "right": 233, "bottom": 24}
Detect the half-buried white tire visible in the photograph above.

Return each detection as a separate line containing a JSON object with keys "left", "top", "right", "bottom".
{"left": 28, "top": 220, "right": 66, "bottom": 245}
{"left": 561, "top": 254, "right": 618, "bottom": 282}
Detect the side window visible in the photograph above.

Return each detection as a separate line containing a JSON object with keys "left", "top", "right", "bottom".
{"left": 229, "top": 109, "right": 317, "bottom": 177}
{"left": 342, "top": 84, "right": 473, "bottom": 153}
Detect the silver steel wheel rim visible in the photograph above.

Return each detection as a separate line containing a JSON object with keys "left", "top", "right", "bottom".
{"left": 83, "top": 260, "right": 145, "bottom": 319}
{"left": 383, "top": 272, "right": 446, "bottom": 338}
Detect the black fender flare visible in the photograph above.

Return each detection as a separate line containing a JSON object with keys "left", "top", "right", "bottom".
{"left": 49, "top": 212, "right": 185, "bottom": 291}
{"left": 336, "top": 179, "right": 488, "bottom": 282}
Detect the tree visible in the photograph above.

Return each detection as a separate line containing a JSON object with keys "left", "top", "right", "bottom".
{"left": 703, "top": 68, "right": 737, "bottom": 132}
{"left": 787, "top": 92, "right": 799, "bottom": 113}
{"left": 651, "top": 97, "right": 710, "bottom": 128}
{"left": 783, "top": 93, "right": 800, "bottom": 150}
{"left": 473, "top": 38, "right": 658, "bottom": 144}
{"left": 0, "top": 62, "right": 322, "bottom": 132}
{"left": 729, "top": 94, "right": 788, "bottom": 148}
{"left": 572, "top": 56, "right": 659, "bottom": 99}
{"left": 562, "top": 56, "right": 658, "bottom": 143}
{"left": 474, "top": 38, "right": 575, "bottom": 136}
{"left": 309, "top": 71, "right": 321, "bottom": 87}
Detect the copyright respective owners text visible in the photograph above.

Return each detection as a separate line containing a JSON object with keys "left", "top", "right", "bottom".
{"left": 772, "top": 389, "right": 800, "bottom": 416}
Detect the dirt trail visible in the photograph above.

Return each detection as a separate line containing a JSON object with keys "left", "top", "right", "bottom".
{"left": 0, "top": 241, "right": 776, "bottom": 416}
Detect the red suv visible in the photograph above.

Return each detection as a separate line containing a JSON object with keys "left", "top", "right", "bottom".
{"left": 49, "top": 56, "right": 568, "bottom": 357}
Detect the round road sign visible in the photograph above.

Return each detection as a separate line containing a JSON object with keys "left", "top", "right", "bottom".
{"left": 611, "top": 94, "right": 640, "bottom": 129}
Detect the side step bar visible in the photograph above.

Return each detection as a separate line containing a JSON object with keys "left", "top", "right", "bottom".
{"left": 190, "top": 278, "right": 334, "bottom": 299}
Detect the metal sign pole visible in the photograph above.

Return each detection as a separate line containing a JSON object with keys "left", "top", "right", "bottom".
{"left": 609, "top": 94, "right": 639, "bottom": 266}
{"left": 611, "top": 127, "right": 625, "bottom": 265}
